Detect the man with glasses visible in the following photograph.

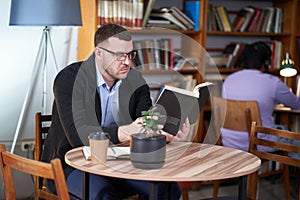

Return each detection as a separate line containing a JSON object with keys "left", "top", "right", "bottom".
{"left": 42, "top": 24, "right": 189, "bottom": 199}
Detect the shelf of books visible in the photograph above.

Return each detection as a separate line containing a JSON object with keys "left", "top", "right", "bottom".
{"left": 78, "top": 0, "right": 204, "bottom": 59}
{"left": 202, "top": 0, "right": 299, "bottom": 143}
{"left": 205, "top": 0, "right": 297, "bottom": 91}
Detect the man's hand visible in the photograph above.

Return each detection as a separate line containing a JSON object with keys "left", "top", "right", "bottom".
{"left": 118, "top": 117, "right": 190, "bottom": 143}
{"left": 173, "top": 118, "right": 190, "bottom": 142}
{"left": 162, "top": 118, "right": 191, "bottom": 142}
{"left": 118, "top": 118, "right": 142, "bottom": 142}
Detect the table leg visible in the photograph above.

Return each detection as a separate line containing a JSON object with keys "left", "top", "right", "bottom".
{"left": 149, "top": 182, "right": 158, "bottom": 200}
{"left": 82, "top": 171, "right": 89, "bottom": 199}
{"left": 149, "top": 182, "right": 171, "bottom": 200}
{"left": 238, "top": 175, "right": 247, "bottom": 200}
{"left": 149, "top": 181, "right": 158, "bottom": 200}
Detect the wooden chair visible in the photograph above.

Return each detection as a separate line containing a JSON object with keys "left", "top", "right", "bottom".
{"left": 213, "top": 96, "right": 262, "bottom": 147}
{"left": 212, "top": 96, "right": 289, "bottom": 199}
{"left": 34, "top": 112, "right": 58, "bottom": 200}
{"left": 248, "top": 121, "right": 300, "bottom": 200}
{"left": 0, "top": 144, "right": 70, "bottom": 200}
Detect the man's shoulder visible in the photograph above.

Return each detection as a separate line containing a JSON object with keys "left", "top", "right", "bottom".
{"left": 123, "top": 68, "right": 148, "bottom": 89}
{"left": 54, "top": 61, "right": 84, "bottom": 84}
{"left": 60, "top": 61, "right": 83, "bottom": 74}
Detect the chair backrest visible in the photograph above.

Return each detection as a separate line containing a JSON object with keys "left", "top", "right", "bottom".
{"left": 34, "top": 112, "right": 56, "bottom": 199}
{"left": 0, "top": 144, "right": 70, "bottom": 200}
{"left": 249, "top": 121, "right": 300, "bottom": 200}
{"left": 35, "top": 112, "right": 52, "bottom": 162}
{"left": 249, "top": 121, "right": 300, "bottom": 167}
{"left": 213, "top": 96, "right": 262, "bottom": 145}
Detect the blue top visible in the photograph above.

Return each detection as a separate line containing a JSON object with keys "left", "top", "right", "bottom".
{"left": 96, "top": 64, "right": 121, "bottom": 127}
{"left": 222, "top": 69, "right": 300, "bottom": 151}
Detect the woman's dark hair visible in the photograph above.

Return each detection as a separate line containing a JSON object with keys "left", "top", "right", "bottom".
{"left": 94, "top": 24, "right": 132, "bottom": 47}
{"left": 236, "top": 41, "right": 272, "bottom": 70}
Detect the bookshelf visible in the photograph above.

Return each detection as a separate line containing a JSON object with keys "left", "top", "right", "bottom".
{"left": 77, "top": 0, "right": 299, "bottom": 142}
{"left": 205, "top": 0, "right": 299, "bottom": 92}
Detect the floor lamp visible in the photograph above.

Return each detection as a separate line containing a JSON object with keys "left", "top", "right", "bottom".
{"left": 9, "top": 0, "right": 82, "bottom": 153}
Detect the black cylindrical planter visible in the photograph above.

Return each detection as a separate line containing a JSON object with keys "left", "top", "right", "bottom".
{"left": 130, "top": 133, "right": 166, "bottom": 169}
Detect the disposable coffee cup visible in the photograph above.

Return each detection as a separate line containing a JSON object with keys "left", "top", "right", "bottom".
{"left": 88, "top": 132, "right": 109, "bottom": 163}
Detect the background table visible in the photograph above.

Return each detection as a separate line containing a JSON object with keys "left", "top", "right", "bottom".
{"left": 274, "top": 106, "right": 300, "bottom": 132}
{"left": 65, "top": 142, "right": 261, "bottom": 200}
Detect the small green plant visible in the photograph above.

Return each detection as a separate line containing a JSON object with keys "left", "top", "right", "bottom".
{"left": 138, "top": 106, "right": 164, "bottom": 137}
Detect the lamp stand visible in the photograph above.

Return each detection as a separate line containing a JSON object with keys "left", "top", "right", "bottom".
{"left": 10, "top": 26, "right": 58, "bottom": 153}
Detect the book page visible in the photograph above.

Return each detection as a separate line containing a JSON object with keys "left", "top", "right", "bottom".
{"left": 154, "top": 82, "right": 213, "bottom": 135}
{"left": 107, "top": 147, "right": 130, "bottom": 160}
{"left": 82, "top": 146, "right": 130, "bottom": 160}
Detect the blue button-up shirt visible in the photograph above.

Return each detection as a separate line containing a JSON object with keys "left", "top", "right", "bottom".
{"left": 96, "top": 64, "right": 121, "bottom": 127}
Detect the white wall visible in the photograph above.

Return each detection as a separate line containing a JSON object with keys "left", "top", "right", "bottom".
{"left": 0, "top": 0, "right": 80, "bottom": 147}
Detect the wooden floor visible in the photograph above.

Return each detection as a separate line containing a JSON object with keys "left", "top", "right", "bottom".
{"left": 186, "top": 174, "right": 299, "bottom": 200}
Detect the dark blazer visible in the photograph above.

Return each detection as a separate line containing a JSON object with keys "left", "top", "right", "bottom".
{"left": 41, "top": 54, "right": 152, "bottom": 178}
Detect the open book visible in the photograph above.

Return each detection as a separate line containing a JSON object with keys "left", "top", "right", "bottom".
{"left": 154, "top": 82, "right": 214, "bottom": 136}
{"left": 82, "top": 146, "right": 130, "bottom": 160}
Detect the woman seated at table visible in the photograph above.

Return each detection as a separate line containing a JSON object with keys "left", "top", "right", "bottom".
{"left": 222, "top": 41, "right": 300, "bottom": 159}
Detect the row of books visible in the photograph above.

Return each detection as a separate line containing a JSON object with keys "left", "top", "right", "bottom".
{"left": 133, "top": 38, "right": 174, "bottom": 70}
{"left": 133, "top": 39, "right": 200, "bottom": 71}
{"left": 97, "top": 0, "right": 201, "bottom": 30}
{"left": 210, "top": 40, "right": 282, "bottom": 69}
{"left": 97, "top": 0, "right": 145, "bottom": 28}
{"left": 207, "top": 4, "right": 283, "bottom": 33}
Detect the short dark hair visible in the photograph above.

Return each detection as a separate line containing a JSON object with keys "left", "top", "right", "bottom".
{"left": 237, "top": 41, "right": 272, "bottom": 70}
{"left": 94, "top": 24, "right": 132, "bottom": 47}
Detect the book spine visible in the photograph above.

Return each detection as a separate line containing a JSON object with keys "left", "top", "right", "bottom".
{"left": 185, "top": 1, "right": 200, "bottom": 30}
{"left": 213, "top": 6, "right": 223, "bottom": 31}
{"left": 97, "top": 0, "right": 103, "bottom": 26}
{"left": 112, "top": 0, "right": 118, "bottom": 24}
{"left": 169, "top": 38, "right": 174, "bottom": 69}
{"left": 217, "top": 6, "right": 232, "bottom": 32}
{"left": 239, "top": 7, "right": 255, "bottom": 32}
{"left": 142, "top": 0, "right": 156, "bottom": 27}
{"left": 124, "top": 0, "right": 131, "bottom": 27}
{"left": 273, "top": 40, "right": 282, "bottom": 69}
{"left": 265, "top": 7, "right": 275, "bottom": 33}
{"left": 246, "top": 6, "right": 262, "bottom": 32}
{"left": 264, "top": 41, "right": 275, "bottom": 69}
{"left": 207, "top": 4, "right": 216, "bottom": 31}
{"left": 255, "top": 9, "right": 266, "bottom": 32}
{"left": 232, "top": 9, "right": 247, "bottom": 32}
{"left": 135, "top": 0, "right": 144, "bottom": 28}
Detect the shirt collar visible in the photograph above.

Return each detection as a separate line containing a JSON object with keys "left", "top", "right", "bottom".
{"left": 95, "top": 59, "right": 122, "bottom": 89}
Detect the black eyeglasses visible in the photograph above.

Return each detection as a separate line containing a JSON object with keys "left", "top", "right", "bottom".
{"left": 98, "top": 47, "right": 137, "bottom": 61}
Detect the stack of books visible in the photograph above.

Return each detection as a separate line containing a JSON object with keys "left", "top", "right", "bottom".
{"left": 147, "top": 7, "right": 195, "bottom": 30}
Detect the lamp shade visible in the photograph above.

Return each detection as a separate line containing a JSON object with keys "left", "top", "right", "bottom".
{"left": 280, "top": 53, "right": 297, "bottom": 78}
{"left": 9, "top": 0, "right": 82, "bottom": 26}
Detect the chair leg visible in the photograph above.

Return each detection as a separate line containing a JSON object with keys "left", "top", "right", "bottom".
{"left": 247, "top": 171, "right": 258, "bottom": 200}
{"left": 212, "top": 181, "right": 220, "bottom": 197}
{"left": 181, "top": 189, "right": 189, "bottom": 200}
{"left": 283, "top": 164, "right": 290, "bottom": 200}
